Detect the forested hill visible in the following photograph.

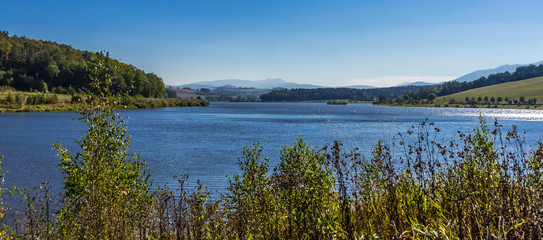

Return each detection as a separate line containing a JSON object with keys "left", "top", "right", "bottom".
{"left": 0, "top": 31, "right": 165, "bottom": 98}
{"left": 260, "top": 86, "right": 421, "bottom": 102}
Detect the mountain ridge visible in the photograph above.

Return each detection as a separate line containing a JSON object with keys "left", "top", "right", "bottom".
{"left": 176, "top": 78, "right": 325, "bottom": 89}
{"left": 173, "top": 60, "right": 543, "bottom": 90}
{"left": 453, "top": 60, "right": 543, "bottom": 82}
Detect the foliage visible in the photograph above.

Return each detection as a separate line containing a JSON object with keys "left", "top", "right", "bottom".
{"left": 327, "top": 100, "right": 348, "bottom": 105}
{"left": 0, "top": 156, "right": 11, "bottom": 238}
{"left": 224, "top": 143, "right": 273, "bottom": 238}
{"left": 261, "top": 86, "right": 420, "bottom": 102}
{"left": 273, "top": 138, "right": 339, "bottom": 239}
{"left": 52, "top": 56, "right": 153, "bottom": 239}
{"left": 165, "top": 88, "right": 177, "bottom": 98}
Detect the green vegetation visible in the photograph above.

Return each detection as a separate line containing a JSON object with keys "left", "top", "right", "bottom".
{"left": 436, "top": 76, "right": 543, "bottom": 106}
{"left": 0, "top": 89, "right": 207, "bottom": 112}
{"left": 0, "top": 31, "right": 165, "bottom": 98}
{"left": 173, "top": 86, "right": 272, "bottom": 102}
{"left": 383, "top": 76, "right": 543, "bottom": 109}
{"left": 327, "top": 100, "right": 348, "bottom": 105}
{"left": 0, "top": 31, "right": 209, "bottom": 111}
{"left": 260, "top": 86, "right": 420, "bottom": 102}
{"left": 53, "top": 61, "right": 152, "bottom": 238}
{"left": 389, "top": 64, "right": 543, "bottom": 107}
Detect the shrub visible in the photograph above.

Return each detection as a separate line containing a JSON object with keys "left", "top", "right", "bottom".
{"left": 53, "top": 55, "right": 153, "bottom": 239}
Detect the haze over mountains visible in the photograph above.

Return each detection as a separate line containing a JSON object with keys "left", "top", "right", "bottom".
{"left": 174, "top": 60, "right": 543, "bottom": 90}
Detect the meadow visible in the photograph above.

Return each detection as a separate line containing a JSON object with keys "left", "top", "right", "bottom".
{"left": 436, "top": 76, "right": 543, "bottom": 107}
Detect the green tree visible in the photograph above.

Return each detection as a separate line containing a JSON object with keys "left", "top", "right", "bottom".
{"left": 520, "top": 96, "right": 526, "bottom": 104}
{"left": 54, "top": 55, "right": 152, "bottom": 239}
{"left": 225, "top": 142, "right": 274, "bottom": 239}
{"left": 40, "top": 81, "right": 48, "bottom": 92}
{"left": 427, "top": 93, "right": 436, "bottom": 102}
{"left": 272, "top": 138, "right": 339, "bottom": 239}
{"left": 46, "top": 61, "right": 60, "bottom": 79}
{"left": 378, "top": 95, "right": 388, "bottom": 103}
{"left": 5, "top": 93, "right": 14, "bottom": 105}
{"left": 15, "top": 93, "right": 24, "bottom": 107}
{"left": 497, "top": 96, "right": 502, "bottom": 103}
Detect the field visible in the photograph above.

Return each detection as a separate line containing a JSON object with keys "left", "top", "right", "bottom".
{"left": 437, "top": 76, "right": 543, "bottom": 104}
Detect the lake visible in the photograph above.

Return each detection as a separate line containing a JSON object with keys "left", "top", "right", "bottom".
{"left": 1, "top": 102, "right": 543, "bottom": 196}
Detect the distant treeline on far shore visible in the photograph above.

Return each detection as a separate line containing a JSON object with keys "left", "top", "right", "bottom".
{"left": 260, "top": 63, "right": 543, "bottom": 103}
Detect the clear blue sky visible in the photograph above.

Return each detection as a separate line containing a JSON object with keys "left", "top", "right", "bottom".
{"left": 3, "top": 0, "right": 543, "bottom": 87}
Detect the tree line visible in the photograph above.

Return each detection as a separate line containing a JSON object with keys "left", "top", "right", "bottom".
{"left": 260, "top": 86, "right": 421, "bottom": 102}
{"left": 0, "top": 31, "right": 165, "bottom": 98}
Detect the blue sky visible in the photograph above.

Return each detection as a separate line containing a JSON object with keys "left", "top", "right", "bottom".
{"left": 3, "top": 0, "right": 543, "bottom": 87}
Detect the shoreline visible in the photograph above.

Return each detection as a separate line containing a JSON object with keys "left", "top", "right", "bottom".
{"left": 0, "top": 99, "right": 209, "bottom": 113}
{"left": 378, "top": 102, "right": 543, "bottom": 110}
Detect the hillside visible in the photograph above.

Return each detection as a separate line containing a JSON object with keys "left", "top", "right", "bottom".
{"left": 397, "top": 63, "right": 543, "bottom": 103}
{"left": 0, "top": 31, "right": 165, "bottom": 97}
{"left": 437, "top": 76, "right": 543, "bottom": 104}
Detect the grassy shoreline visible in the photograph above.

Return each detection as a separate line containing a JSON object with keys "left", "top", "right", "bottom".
{"left": 0, "top": 90, "right": 208, "bottom": 113}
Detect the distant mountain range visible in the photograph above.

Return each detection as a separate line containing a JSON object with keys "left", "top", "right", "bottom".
{"left": 452, "top": 60, "right": 543, "bottom": 82}
{"left": 175, "top": 78, "right": 324, "bottom": 89}
{"left": 171, "top": 60, "right": 543, "bottom": 90}
{"left": 175, "top": 79, "right": 380, "bottom": 90}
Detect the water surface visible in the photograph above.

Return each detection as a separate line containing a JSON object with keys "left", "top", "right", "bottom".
{"left": 1, "top": 102, "right": 542, "bottom": 195}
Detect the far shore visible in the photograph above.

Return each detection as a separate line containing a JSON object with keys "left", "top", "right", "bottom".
{"left": 379, "top": 102, "right": 543, "bottom": 110}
